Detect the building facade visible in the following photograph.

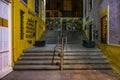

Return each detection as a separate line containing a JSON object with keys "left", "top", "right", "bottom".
{"left": 83, "top": 0, "right": 120, "bottom": 74}
{"left": 1, "top": 0, "right": 120, "bottom": 79}
{"left": 0, "top": 0, "right": 12, "bottom": 78}
{"left": 46, "top": 0, "right": 83, "bottom": 17}
{"left": 46, "top": 0, "right": 63, "bottom": 17}
{"left": 0, "top": 0, "right": 46, "bottom": 78}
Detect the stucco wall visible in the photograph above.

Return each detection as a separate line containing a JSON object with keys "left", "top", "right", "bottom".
{"left": 85, "top": 0, "right": 120, "bottom": 45}
{"left": 83, "top": 0, "right": 120, "bottom": 74}
{"left": 11, "top": 0, "right": 45, "bottom": 66}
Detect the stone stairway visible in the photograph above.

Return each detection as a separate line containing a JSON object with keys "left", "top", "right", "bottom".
{"left": 14, "top": 47, "right": 112, "bottom": 70}
{"left": 40, "top": 30, "right": 87, "bottom": 44}
{"left": 40, "top": 31, "right": 61, "bottom": 44}
{"left": 14, "top": 30, "right": 112, "bottom": 71}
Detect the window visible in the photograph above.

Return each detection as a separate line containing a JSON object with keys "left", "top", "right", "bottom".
{"left": 57, "top": 2, "right": 60, "bottom": 8}
{"left": 63, "top": 11, "right": 72, "bottom": 17}
{"left": 54, "top": 12, "right": 58, "bottom": 17}
{"left": 89, "top": 0, "right": 93, "bottom": 11}
{"left": 35, "top": 0, "right": 39, "bottom": 14}
{"left": 46, "top": 2, "right": 50, "bottom": 9}
{"left": 23, "top": 0, "right": 27, "bottom": 4}
{"left": 46, "top": 2, "right": 48, "bottom": 9}
{"left": 20, "top": 10, "right": 25, "bottom": 40}
{"left": 46, "top": 0, "right": 50, "bottom": 9}
{"left": 20, "top": 0, "right": 27, "bottom": 5}
{"left": 84, "top": 0, "right": 86, "bottom": 16}
{"left": 46, "top": 12, "right": 50, "bottom": 17}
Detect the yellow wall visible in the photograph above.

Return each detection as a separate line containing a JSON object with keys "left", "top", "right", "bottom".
{"left": 11, "top": 0, "right": 45, "bottom": 66}
{"left": 98, "top": 43, "right": 120, "bottom": 74}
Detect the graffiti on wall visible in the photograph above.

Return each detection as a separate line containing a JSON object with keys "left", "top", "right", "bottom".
{"left": 46, "top": 18, "right": 61, "bottom": 30}
{"left": 46, "top": 17, "right": 82, "bottom": 31}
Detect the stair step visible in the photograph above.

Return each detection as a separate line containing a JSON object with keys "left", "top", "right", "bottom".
{"left": 16, "top": 60, "right": 109, "bottom": 65}
{"left": 14, "top": 31, "right": 112, "bottom": 71}
{"left": 23, "top": 51, "right": 54, "bottom": 53}
{"left": 20, "top": 56, "right": 106, "bottom": 60}
{"left": 14, "top": 64, "right": 112, "bottom": 71}
{"left": 65, "top": 50, "right": 102, "bottom": 52}
{"left": 64, "top": 52, "right": 103, "bottom": 55}
{"left": 64, "top": 64, "right": 112, "bottom": 70}
{"left": 22, "top": 52, "right": 103, "bottom": 56}
{"left": 22, "top": 53, "right": 59, "bottom": 56}
{"left": 23, "top": 50, "right": 102, "bottom": 53}
{"left": 14, "top": 65, "right": 60, "bottom": 70}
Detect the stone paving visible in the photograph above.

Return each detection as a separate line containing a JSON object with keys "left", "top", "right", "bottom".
{"left": 1, "top": 70, "right": 120, "bottom": 80}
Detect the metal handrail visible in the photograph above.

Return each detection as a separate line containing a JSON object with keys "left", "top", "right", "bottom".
{"left": 60, "top": 36, "right": 64, "bottom": 71}
{"left": 65, "top": 36, "right": 67, "bottom": 52}
{"left": 51, "top": 30, "right": 68, "bottom": 71}
{"left": 52, "top": 36, "right": 60, "bottom": 65}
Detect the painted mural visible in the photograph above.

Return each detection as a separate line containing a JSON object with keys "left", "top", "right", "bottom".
{"left": 46, "top": 18, "right": 61, "bottom": 30}
{"left": 46, "top": 17, "right": 82, "bottom": 31}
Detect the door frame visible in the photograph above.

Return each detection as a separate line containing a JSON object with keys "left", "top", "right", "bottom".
{"left": 100, "top": 5, "right": 109, "bottom": 44}
{"left": 8, "top": 0, "right": 12, "bottom": 71}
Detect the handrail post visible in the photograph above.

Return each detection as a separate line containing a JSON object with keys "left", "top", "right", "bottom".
{"left": 58, "top": 36, "right": 60, "bottom": 46}
{"left": 60, "top": 37, "right": 64, "bottom": 71}
{"left": 65, "top": 36, "right": 67, "bottom": 52}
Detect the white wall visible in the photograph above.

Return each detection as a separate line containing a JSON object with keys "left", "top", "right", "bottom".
{"left": 0, "top": 0, "right": 12, "bottom": 79}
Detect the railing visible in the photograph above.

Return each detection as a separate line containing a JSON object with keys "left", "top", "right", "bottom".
{"left": 52, "top": 36, "right": 60, "bottom": 65}
{"left": 60, "top": 36, "right": 64, "bottom": 71}
{"left": 52, "top": 30, "right": 68, "bottom": 71}
{"left": 65, "top": 36, "right": 68, "bottom": 52}
{"left": 59, "top": 31, "right": 67, "bottom": 71}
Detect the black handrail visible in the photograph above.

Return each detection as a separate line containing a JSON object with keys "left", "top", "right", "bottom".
{"left": 52, "top": 44, "right": 58, "bottom": 65}
{"left": 52, "top": 35, "right": 61, "bottom": 65}
{"left": 52, "top": 28, "right": 67, "bottom": 71}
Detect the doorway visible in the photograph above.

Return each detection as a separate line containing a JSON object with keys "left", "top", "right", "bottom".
{"left": 0, "top": 0, "right": 12, "bottom": 78}
{"left": 101, "top": 15, "right": 107, "bottom": 44}
{"left": 89, "top": 23, "right": 93, "bottom": 41}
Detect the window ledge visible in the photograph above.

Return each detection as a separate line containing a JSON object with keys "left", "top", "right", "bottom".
{"left": 20, "top": 0, "right": 27, "bottom": 7}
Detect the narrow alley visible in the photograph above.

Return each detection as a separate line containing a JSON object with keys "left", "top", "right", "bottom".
{"left": 0, "top": 0, "right": 120, "bottom": 80}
